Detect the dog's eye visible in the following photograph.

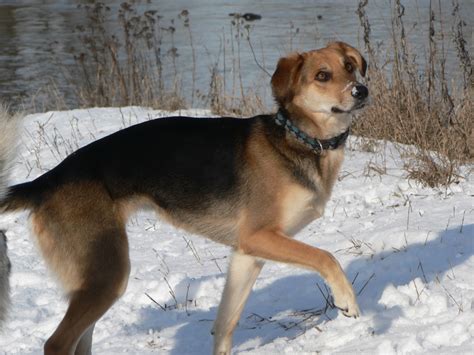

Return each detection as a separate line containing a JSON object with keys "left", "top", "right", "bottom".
{"left": 315, "top": 71, "right": 331, "bottom": 82}
{"left": 345, "top": 62, "right": 354, "bottom": 73}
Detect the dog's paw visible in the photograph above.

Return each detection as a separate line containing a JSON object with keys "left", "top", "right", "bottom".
{"left": 336, "top": 301, "right": 360, "bottom": 318}
{"left": 331, "top": 282, "right": 360, "bottom": 318}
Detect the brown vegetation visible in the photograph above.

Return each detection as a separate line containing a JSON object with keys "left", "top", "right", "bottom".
{"left": 40, "top": 1, "right": 474, "bottom": 187}
{"left": 354, "top": 0, "right": 472, "bottom": 187}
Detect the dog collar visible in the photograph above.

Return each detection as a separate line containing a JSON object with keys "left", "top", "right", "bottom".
{"left": 274, "top": 110, "right": 350, "bottom": 154}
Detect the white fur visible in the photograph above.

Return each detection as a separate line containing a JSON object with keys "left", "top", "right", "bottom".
{"left": 0, "top": 105, "right": 20, "bottom": 327}
{"left": 0, "top": 107, "right": 19, "bottom": 199}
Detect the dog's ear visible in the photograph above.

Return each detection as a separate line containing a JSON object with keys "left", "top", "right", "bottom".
{"left": 327, "top": 42, "right": 367, "bottom": 77}
{"left": 271, "top": 53, "right": 304, "bottom": 106}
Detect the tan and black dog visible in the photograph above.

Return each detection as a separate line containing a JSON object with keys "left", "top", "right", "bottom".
{"left": 0, "top": 42, "right": 368, "bottom": 355}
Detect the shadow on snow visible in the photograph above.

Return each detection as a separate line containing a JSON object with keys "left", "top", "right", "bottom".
{"left": 135, "top": 224, "right": 472, "bottom": 354}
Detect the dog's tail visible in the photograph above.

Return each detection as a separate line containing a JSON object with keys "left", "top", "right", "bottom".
{"left": 0, "top": 110, "right": 37, "bottom": 214}
{"left": 0, "top": 106, "right": 21, "bottom": 327}
{"left": 0, "top": 182, "right": 39, "bottom": 214}
{"left": 0, "top": 110, "right": 19, "bottom": 201}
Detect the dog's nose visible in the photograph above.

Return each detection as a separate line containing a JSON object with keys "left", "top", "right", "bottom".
{"left": 351, "top": 84, "right": 369, "bottom": 100}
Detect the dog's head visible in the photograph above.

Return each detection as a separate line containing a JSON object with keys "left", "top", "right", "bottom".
{"left": 271, "top": 42, "right": 368, "bottom": 137}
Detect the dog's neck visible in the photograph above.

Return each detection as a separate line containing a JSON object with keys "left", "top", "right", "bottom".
{"left": 274, "top": 109, "right": 350, "bottom": 155}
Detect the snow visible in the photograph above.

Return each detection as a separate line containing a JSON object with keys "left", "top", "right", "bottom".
{"left": 0, "top": 107, "right": 472, "bottom": 354}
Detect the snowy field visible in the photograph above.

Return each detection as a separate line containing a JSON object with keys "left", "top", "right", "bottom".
{"left": 0, "top": 107, "right": 472, "bottom": 354}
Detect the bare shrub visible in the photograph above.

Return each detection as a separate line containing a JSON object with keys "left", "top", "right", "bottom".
{"left": 69, "top": 1, "right": 186, "bottom": 110}
{"left": 54, "top": 0, "right": 471, "bottom": 188}
{"left": 354, "top": 0, "right": 472, "bottom": 187}
{"left": 65, "top": 2, "right": 268, "bottom": 116}
{"left": 203, "top": 13, "right": 269, "bottom": 117}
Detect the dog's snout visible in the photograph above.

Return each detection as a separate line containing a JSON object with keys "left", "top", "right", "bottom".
{"left": 351, "top": 84, "right": 368, "bottom": 100}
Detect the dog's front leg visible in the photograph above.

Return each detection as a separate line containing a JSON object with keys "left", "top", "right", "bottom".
{"left": 212, "top": 251, "right": 264, "bottom": 355}
{"left": 239, "top": 229, "right": 359, "bottom": 318}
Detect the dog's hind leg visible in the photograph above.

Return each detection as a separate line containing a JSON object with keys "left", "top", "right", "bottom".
{"left": 31, "top": 183, "right": 131, "bottom": 355}
{"left": 43, "top": 225, "right": 130, "bottom": 355}
{"left": 42, "top": 225, "right": 130, "bottom": 355}
{"left": 212, "top": 251, "right": 264, "bottom": 355}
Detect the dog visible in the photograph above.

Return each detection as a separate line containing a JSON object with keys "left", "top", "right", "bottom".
{"left": 0, "top": 41, "right": 368, "bottom": 355}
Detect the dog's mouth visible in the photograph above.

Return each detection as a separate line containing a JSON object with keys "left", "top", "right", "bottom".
{"left": 331, "top": 101, "right": 366, "bottom": 114}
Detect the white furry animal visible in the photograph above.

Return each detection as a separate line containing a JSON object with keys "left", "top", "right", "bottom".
{"left": 0, "top": 109, "right": 18, "bottom": 325}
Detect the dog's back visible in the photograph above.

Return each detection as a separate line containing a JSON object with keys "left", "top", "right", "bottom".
{"left": 1, "top": 116, "right": 262, "bottom": 244}
{"left": 4, "top": 116, "right": 255, "bottom": 206}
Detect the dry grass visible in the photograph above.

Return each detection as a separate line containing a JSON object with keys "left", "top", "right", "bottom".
{"left": 40, "top": 0, "right": 473, "bottom": 188}
{"left": 197, "top": 13, "right": 269, "bottom": 117}
{"left": 353, "top": 0, "right": 472, "bottom": 187}
{"left": 65, "top": 2, "right": 267, "bottom": 116}
{"left": 67, "top": 2, "right": 187, "bottom": 110}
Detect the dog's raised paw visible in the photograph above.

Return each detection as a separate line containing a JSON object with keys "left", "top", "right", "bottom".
{"left": 331, "top": 282, "right": 360, "bottom": 318}
{"left": 338, "top": 304, "right": 360, "bottom": 318}
{"left": 334, "top": 299, "right": 360, "bottom": 318}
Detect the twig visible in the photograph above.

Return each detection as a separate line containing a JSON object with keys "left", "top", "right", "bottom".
{"left": 424, "top": 231, "right": 431, "bottom": 246}
{"left": 459, "top": 210, "right": 466, "bottom": 233}
{"left": 163, "top": 276, "right": 178, "bottom": 306}
{"left": 435, "top": 275, "right": 463, "bottom": 313}
{"left": 351, "top": 272, "right": 360, "bottom": 285}
{"left": 447, "top": 259, "right": 456, "bottom": 280}
{"left": 418, "top": 260, "right": 428, "bottom": 283}
{"left": 316, "top": 282, "right": 334, "bottom": 308}
{"left": 406, "top": 199, "right": 411, "bottom": 231}
{"left": 145, "top": 292, "right": 166, "bottom": 311}
{"left": 411, "top": 278, "right": 425, "bottom": 303}
{"left": 208, "top": 250, "right": 224, "bottom": 273}
{"left": 185, "top": 283, "right": 191, "bottom": 316}
{"left": 182, "top": 236, "right": 202, "bottom": 264}
{"left": 245, "top": 27, "right": 271, "bottom": 77}
{"left": 247, "top": 312, "right": 276, "bottom": 324}
{"left": 357, "top": 273, "right": 375, "bottom": 296}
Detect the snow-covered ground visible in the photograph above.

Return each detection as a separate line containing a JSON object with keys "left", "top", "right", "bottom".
{"left": 0, "top": 107, "right": 472, "bottom": 354}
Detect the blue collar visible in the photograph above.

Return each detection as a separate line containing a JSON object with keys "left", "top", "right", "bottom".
{"left": 274, "top": 110, "right": 350, "bottom": 154}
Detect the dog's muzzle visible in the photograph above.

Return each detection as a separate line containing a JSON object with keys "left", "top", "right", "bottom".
{"left": 332, "top": 83, "right": 369, "bottom": 114}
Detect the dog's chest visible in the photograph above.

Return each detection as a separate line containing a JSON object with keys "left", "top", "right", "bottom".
{"left": 279, "top": 183, "right": 325, "bottom": 235}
